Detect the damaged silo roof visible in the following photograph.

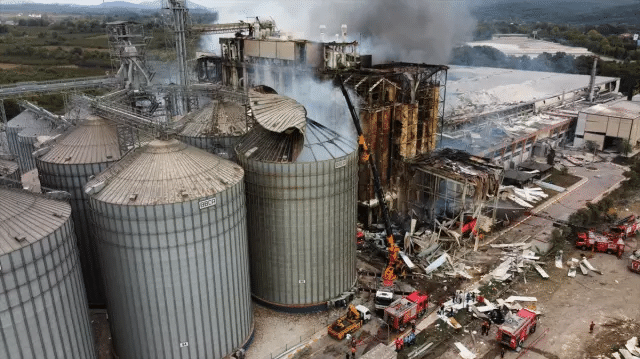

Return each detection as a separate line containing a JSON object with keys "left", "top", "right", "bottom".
{"left": 248, "top": 91, "right": 307, "bottom": 134}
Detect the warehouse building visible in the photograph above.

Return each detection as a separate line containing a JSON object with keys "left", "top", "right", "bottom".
{"left": 573, "top": 99, "right": 640, "bottom": 151}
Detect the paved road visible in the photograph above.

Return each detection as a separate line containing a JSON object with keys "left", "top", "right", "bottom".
{"left": 501, "top": 161, "right": 627, "bottom": 252}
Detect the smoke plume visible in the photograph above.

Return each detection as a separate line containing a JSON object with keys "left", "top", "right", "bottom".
{"left": 307, "top": 0, "right": 476, "bottom": 64}
{"left": 202, "top": 0, "right": 476, "bottom": 64}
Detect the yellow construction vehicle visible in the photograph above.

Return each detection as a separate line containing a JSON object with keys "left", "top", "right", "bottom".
{"left": 327, "top": 305, "right": 371, "bottom": 340}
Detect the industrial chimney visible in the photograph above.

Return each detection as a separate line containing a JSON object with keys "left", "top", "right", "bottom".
{"left": 341, "top": 24, "right": 348, "bottom": 41}
{"left": 319, "top": 24, "right": 326, "bottom": 42}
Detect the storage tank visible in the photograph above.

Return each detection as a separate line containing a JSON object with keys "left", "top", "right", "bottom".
{"left": 0, "top": 188, "right": 96, "bottom": 359}
{"left": 176, "top": 100, "right": 249, "bottom": 161}
{"left": 236, "top": 119, "right": 358, "bottom": 311}
{"left": 35, "top": 113, "right": 121, "bottom": 306}
{"left": 0, "top": 158, "right": 20, "bottom": 186}
{"left": 85, "top": 139, "right": 252, "bottom": 359}
{"left": 6, "top": 110, "right": 55, "bottom": 172}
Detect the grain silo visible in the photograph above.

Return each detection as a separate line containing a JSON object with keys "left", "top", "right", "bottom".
{"left": 85, "top": 139, "right": 252, "bottom": 359}
{"left": 236, "top": 95, "right": 358, "bottom": 310}
{"left": 0, "top": 158, "right": 19, "bottom": 186}
{"left": 35, "top": 112, "right": 121, "bottom": 306}
{"left": 6, "top": 110, "right": 55, "bottom": 172}
{"left": 0, "top": 188, "right": 96, "bottom": 359}
{"left": 176, "top": 99, "right": 249, "bottom": 161}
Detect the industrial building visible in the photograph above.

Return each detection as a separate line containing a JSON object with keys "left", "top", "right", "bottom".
{"left": 195, "top": 21, "right": 447, "bottom": 225}
{"left": 0, "top": 1, "right": 634, "bottom": 358}
{"left": 441, "top": 65, "right": 621, "bottom": 169}
{"left": 466, "top": 34, "right": 593, "bottom": 58}
{"left": 574, "top": 99, "right": 640, "bottom": 150}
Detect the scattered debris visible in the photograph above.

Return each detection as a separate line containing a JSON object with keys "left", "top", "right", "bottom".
{"left": 626, "top": 337, "right": 640, "bottom": 356}
{"left": 581, "top": 258, "right": 602, "bottom": 275}
{"left": 454, "top": 342, "right": 476, "bottom": 359}
{"left": 533, "top": 263, "right": 549, "bottom": 279}
{"left": 555, "top": 250, "right": 563, "bottom": 269}
{"left": 504, "top": 296, "right": 537, "bottom": 303}
{"left": 579, "top": 263, "right": 589, "bottom": 275}
{"left": 425, "top": 253, "right": 450, "bottom": 273}
{"left": 490, "top": 242, "right": 531, "bottom": 248}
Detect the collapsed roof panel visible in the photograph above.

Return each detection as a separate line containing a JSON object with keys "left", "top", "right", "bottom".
{"left": 248, "top": 91, "right": 307, "bottom": 134}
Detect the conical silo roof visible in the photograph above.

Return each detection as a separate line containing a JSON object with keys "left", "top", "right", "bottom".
{"left": 7, "top": 110, "right": 51, "bottom": 131}
{"left": 236, "top": 118, "right": 356, "bottom": 163}
{"left": 0, "top": 188, "right": 71, "bottom": 255}
{"left": 38, "top": 115, "right": 120, "bottom": 164}
{"left": 0, "top": 158, "right": 18, "bottom": 178}
{"left": 177, "top": 100, "right": 249, "bottom": 137}
{"left": 86, "top": 139, "right": 244, "bottom": 205}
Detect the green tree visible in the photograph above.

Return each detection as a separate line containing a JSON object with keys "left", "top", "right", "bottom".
{"left": 618, "top": 138, "right": 632, "bottom": 156}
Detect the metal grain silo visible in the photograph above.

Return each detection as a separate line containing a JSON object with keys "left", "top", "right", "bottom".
{"left": 176, "top": 100, "right": 249, "bottom": 161}
{"left": 6, "top": 110, "right": 55, "bottom": 172}
{"left": 35, "top": 113, "right": 121, "bottom": 306}
{"left": 236, "top": 119, "right": 358, "bottom": 311}
{"left": 0, "top": 158, "right": 19, "bottom": 186}
{"left": 0, "top": 188, "right": 96, "bottom": 359}
{"left": 85, "top": 139, "right": 252, "bottom": 359}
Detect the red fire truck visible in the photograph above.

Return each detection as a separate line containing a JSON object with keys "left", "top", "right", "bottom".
{"left": 614, "top": 214, "right": 640, "bottom": 237}
{"left": 383, "top": 291, "right": 429, "bottom": 331}
{"left": 496, "top": 308, "right": 538, "bottom": 349}
{"left": 575, "top": 230, "right": 625, "bottom": 255}
{"left": 629, "top": 250, "right": 640, "bottom": 274}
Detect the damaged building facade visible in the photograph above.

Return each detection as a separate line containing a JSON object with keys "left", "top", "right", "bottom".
{"left": 441, "top": 66, "right": 621, "bottom": 170}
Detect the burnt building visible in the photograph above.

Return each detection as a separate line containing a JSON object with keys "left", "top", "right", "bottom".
{"left": 196, "top": 25, "right": 447, "bottom": 224}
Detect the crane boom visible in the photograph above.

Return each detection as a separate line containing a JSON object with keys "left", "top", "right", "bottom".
{"left": 338, "top": 75, "right": 399, "bottom": 287}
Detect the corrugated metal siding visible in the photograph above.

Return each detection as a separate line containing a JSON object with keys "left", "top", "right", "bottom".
{"left": 86, "top": 141, "right": 252, "bottom": 359}
{"left": 0, "top": 189, "right": 96, "bottom": 359}
{"left": 89, "top": 180, "right": 252, "bottom": 359}
{"left": 238, "top": 149, "right": 358, "bottom": 307}
{"left": 6, "top": 111, "right": 55, "bottom": 173}
{"left": 37, "top": 161, "right": 112, "bottom": 305}
{"left": 35, "top": 118, "right": 120, "bottom": 305}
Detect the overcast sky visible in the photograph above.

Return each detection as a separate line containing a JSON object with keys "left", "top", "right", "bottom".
{"left": 24, "top": 0, "right": 212, "bottom": 5}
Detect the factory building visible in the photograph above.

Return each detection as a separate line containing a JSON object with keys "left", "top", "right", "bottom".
{"left": 574, "top": 99, "right": 640, "bottom": 151}
{"left": 441, "top": 65, "right": 621, "bottom": 169}
{"left": 197, "top": 25, "right": 447, "bottom": 224}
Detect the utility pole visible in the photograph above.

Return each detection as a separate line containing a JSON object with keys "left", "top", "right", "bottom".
{"left": 588, "top": 56, "right": 599, "bottom": 103}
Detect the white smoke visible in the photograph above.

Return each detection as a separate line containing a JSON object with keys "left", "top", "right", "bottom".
{"left": 255, "top": 70, "right": 358, "bottom": 142}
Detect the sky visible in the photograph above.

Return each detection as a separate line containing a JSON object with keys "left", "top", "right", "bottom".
{"left": 20, "top": 0, "right": 211, "bottom": 5}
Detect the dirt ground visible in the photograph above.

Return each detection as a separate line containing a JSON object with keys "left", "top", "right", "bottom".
{"left": 418, "top": 236, "right": 640, "bottom": 359}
